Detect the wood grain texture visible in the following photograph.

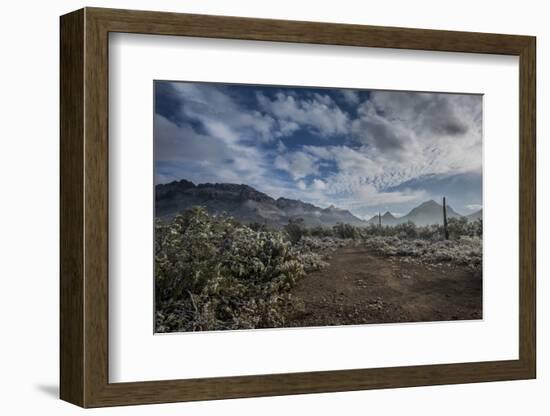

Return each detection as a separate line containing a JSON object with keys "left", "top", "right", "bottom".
{"left": 518, "top": 38, "right": 536, "bottom": 375}
{"left": 83, "top": 10, "right": 110, "bottom": 406}
{"left": 59, "top": 7, "right": 537, "bottom": 408}
{"left": 88, "top": 7, "right": 532, "bottom": 55}
{"left": 59, "top": 8, "right": 85, "bottom": 407}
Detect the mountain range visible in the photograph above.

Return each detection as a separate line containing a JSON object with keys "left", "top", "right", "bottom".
{"left": 156, "top": 179, "right": 481, "bottom": 228}
{"left": 367, "top": 200, "right": 464, "bottom": 227}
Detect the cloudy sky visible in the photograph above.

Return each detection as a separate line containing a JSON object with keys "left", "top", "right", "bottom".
{"left": 154, "top": 81, "right": 482, "bottom": 219}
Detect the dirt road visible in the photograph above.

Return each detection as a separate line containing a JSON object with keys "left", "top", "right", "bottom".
{"left": 284, "top": 246, "right": 482, "bottom": 327}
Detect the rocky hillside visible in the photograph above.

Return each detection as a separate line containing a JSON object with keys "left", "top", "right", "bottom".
{"left": 155, "top": 179, "right": 366, "bottom": 228}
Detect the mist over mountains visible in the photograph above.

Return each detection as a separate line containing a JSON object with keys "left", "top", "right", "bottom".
{"left": 156, "top": 179, "right": 481, "bottom": 228}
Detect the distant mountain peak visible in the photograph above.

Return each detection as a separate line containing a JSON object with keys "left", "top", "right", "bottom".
{"left": 417, "top": 199, "right": 440, "bottom": 208}
{"left": 367, "top": 211, "right": 398, "bottom": 225}
{"left": 402, "top": 198, "right": 462, "bottom": 226}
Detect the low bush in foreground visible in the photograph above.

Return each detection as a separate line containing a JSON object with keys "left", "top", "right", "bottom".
{"left": 155, "top": 207, "right": 326, "bottom": 332}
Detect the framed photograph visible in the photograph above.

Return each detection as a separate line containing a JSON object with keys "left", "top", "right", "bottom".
{"left": 60, "top": 7, "right": 536, "bottom": 407}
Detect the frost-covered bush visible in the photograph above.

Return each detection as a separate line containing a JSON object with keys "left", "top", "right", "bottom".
{"left": 446, "top": 217, "right": 482, "bottom": 239}
{"left": 299, "top": 218, "right": 482, "bottom": 242}
{"left": 309, "top": 226, "right": 335, "bottom": 238}
{"left": 365, "top": 235, "right": 482, "bottom": 270}
{"left": 363, "top": 219, "right": 482, "bottom": 240}
{"left": 296, "top": 236, "right": 345, "bottom": 252}
{"left": 294, "top": 236, "right": 350, "bottom": 270}
{"left": 333, "top": 222, "right": 360, "bottom": 239}
{"left": 155, "top": 207, "right": 308, "bottom": 332}
{"left": 284, "top": 218, "right": 308, "bottom": 244}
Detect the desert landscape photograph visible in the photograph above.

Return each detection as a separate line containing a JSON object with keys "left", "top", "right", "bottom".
{"left": 153, "top": 81, "right": 483, "bottom": 333}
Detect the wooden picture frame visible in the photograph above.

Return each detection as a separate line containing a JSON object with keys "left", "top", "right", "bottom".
{"left": 60, "top": 7, "right": 536, "bottom": 408}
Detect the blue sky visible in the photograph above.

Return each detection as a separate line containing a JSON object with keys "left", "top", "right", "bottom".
{"left": 154, "top": 81, "right": 482, "bottom": 219}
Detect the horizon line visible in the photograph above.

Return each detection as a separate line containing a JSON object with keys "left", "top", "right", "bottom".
{"left": 156, "top": 178, "right": 483, "bottom": 220}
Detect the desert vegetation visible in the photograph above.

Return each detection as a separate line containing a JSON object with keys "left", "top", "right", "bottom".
{"left": 155, "top": 207, "right": 482, "bottom": 332}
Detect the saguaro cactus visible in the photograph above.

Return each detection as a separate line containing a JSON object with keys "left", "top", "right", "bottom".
{"left": 378, "top": 211, "right": 381, "bottom": 228}
{"left": 443, "top": 196, "right": 449, "bottom": 240}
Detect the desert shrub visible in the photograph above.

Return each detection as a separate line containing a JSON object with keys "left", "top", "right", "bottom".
{"left": 333, "top": 222, "right": 360, "bottom": 239}
{"left": 364, "top": 224, "right": 387, "bottom": 237}
{"left": 446, "top": 217, "right": 467, "bottom": 239}
{"left": 416, "top": 224, "right": 442, "bottom": 240}
{"left": 435, "top": 217, "right": 483, "bottom": 239}
{"left": 284, "top": 217, "right": 308, "bottom": 244}
{"left": 364, "top": 219, "right": 481, "bottom": 240}
{"left": 393, "top": 221, "right": 418, "bottom": 239}
{"left": 155, "top": 207, "right": 307, "bottom": 332}
{"left": 293, "top": 237, "right": 333, "bottom": 271}
{"left": 248, "top": 222, "right": 268, "bottom": 232}
{"left": 309, "top": 225, "right": 334, "bottom": 238}
{"left": 365, "top": 235, "right": 482, "bottom": 271}
{"left": 293, "top": 235, "right": 356, "bottom": 271}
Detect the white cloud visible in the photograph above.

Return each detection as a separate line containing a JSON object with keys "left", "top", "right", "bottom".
{"left": 276, "top": 120, "right": 300, "bottom": 137}
{"left": 155, "top": 113, "right": 272, "bottom": 188}
{"left": 171, "top": 83, "right": 277, "bottom": 143}
{"left": 352, "top": 91, "right": 483, "bottom": 177}
{"left": 155, "top": 114, "right": 229, "bottom": 163}
{"left": 340, "top": 90, "right": 360, "bottom": 105}
{"left": 296, "top": 180, "right": 307, "bottom": 190}
{"left": 257, "top": 91, "right": 350, "bottom": 137}
{"left": 298, "top": 89, "right": 482, "bottom": 193}
{"left": 274, "top": 151, "right": 319, "bottom": 180}
{"left": 276, "top": 140, "right": 287, "bottom": 153}
{"left": 351, "top": 183, "right": 429, "bottom": 207}
{"left": 311, "top": 179, "right": 327, "bottom": 190}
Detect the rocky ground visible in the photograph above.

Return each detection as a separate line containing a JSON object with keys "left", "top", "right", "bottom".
{"left": 284, "top": 245, "right": 482, "bottom": 327}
